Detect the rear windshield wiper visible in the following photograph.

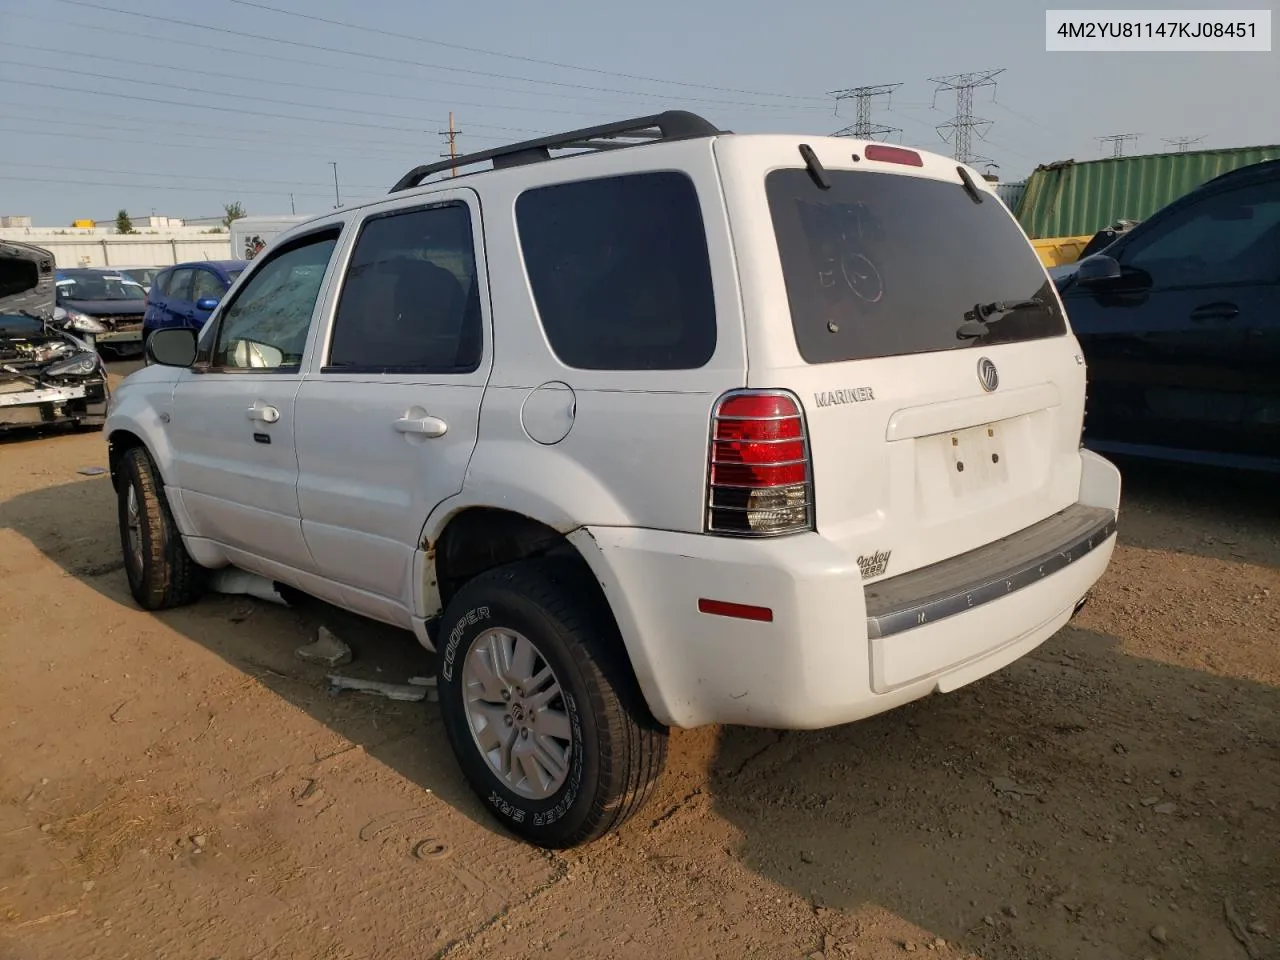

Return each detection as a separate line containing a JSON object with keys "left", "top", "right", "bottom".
{"left": 975, "top": 297, "right": 1043, "bottom": 319}
{"left": 956, "top": 297, "right": 1044, "bottom": 339}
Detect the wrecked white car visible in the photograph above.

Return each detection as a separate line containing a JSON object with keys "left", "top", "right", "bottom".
{"left": 1, "top": 241, "right": 110, "bottom": 432}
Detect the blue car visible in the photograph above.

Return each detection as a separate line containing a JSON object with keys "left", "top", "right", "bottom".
{"left": 143, "top": 260, "right": 247, "bottom": 340}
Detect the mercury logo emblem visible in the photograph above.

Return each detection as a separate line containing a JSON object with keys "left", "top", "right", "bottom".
{"left": 977, "top": 356, "right": 999, "bottom": 392}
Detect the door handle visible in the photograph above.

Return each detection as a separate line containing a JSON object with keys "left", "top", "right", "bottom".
{"left": 1189, "top": 302, "right": 1239, "bottom": 322}
{"left": 394, "top": 415, "right": 448, "bottom": 438}
{"left": 247, "top": 403, "right": 280, "bottom": 423}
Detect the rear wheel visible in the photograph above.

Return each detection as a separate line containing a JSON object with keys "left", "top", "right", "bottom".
{"left": 117, "top": 446, "right": 205, "bottom": 610}
{"left": 437, "top": 559, "right": 668, "bottom": 848}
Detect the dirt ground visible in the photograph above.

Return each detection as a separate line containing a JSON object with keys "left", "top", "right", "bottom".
{"left": 1, "top": 362, "right": 1277, "bottom": 960}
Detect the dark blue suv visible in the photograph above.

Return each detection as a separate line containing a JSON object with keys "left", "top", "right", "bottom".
{"left": 143, "top": 260, "right": 246, "bottom": 341}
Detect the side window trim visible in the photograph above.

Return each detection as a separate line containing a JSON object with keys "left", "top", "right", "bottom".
{"left": 196, "top": 225, "right": 343, "bottom": 374}
{"left": 319, "top": 197, "right": 486, "bottom": 376}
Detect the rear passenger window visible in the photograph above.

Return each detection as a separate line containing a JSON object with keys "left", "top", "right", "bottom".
{"left": 516, "top": 172, "right": 717, "bottom": 371}
{"left": 327, "top": 202, "right": 482, "bottom": 373}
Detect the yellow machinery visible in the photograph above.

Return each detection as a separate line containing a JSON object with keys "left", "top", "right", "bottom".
{"left": 1030, "top": 235, "right": 1091, "bottom": 267}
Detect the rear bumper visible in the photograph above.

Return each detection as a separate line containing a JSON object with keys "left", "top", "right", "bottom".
{"left": 572, "top": 449, "right": 1121, "bottom": 730}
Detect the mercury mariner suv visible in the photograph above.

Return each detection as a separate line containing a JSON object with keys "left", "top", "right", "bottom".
{"left": 104, "top": 112, "right": 1121, "bottom": 848}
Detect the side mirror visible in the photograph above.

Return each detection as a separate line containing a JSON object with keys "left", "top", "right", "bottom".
{"left": 1075, "top": 254, "right": 1122, "bottom": 285}
{"left": 147, "top": 327, "right": 198, "bottom": 367}
{"left": 195, "top": 297, "right": 221, "bottom": 311}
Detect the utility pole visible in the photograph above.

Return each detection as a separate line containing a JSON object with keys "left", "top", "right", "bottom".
{"left": 828, "top": 83, "right": 903, "bottom": 141}
{"left": 1162, "top": 136, "right": 1203, "bottom": 153}
{"left": 439, "top": 112, "right": 462, "bottom": 176}
{"left": 929, "top": 68, "right": 1005, "bottom": 165}
{"left": 1097, "top": 134, "right": 1141, "bottom": 158}
{"left": 329, "top": 161, "right": 341, "bottom": 208}
{"left": 289, "top": 193, "right": 296, "bottom": 214}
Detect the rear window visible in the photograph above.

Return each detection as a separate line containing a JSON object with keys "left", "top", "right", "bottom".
{"left": 766, "top": 168, "right": 1066, "bottom": 364}
{"left": 516, "top": 171, "right": 717, "bottom": 371}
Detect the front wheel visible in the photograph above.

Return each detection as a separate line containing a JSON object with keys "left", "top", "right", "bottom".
{"left": 117, "top": 445, "right": 205, "bottom": 610}
{"left": 437, "top": 559, "right": 668, "bottom": 848}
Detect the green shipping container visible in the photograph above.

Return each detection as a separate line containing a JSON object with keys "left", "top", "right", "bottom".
{"left": 1014, "top": 144, "right": 1280, "bottom": 239}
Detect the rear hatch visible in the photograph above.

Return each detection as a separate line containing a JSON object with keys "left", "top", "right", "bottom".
{"left": 718, "top": 137, "right": 1087, "bottom": 581}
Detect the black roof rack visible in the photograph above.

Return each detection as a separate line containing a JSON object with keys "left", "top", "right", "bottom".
{"left": 390, "top": 110, "right": 724, "bottom": 193}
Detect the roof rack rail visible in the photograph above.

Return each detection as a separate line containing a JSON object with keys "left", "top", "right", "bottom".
{"left": 390, "top": 110, "right": 724, "bottom": 193}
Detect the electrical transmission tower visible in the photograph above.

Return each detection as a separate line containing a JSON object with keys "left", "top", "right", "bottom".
{"left": 1162, "top": 136, "right": 1204, "bottom": 153}
{"left": 828, "top": 83, "right": 903, "bottom": 141}
{"left": 929, "top": 68, "right": 1005, "bottom": 164}
{"left": 1097, "top": 133, "right": 1141, "bottom": 158}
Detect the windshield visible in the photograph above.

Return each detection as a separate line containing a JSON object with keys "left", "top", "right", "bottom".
{"left": 56, "top": 274, "right": 146, "bottom": 302}
{"left": 766, "top": 168, "right": 1067, "bottom": 364}
{"left": 226, "top": 269, "right": 244, "bottom": 282}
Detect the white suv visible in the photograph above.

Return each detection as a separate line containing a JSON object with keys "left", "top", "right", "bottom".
{"left": 105, "top": 112, "right": 1121, "bottom": 848}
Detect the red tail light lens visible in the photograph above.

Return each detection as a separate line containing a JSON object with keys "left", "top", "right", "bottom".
{"left": 864, "top": 144, "right": 924, "bottom": 167}
{"left": 707, "top": 390, "right": 814, "bottom": 537}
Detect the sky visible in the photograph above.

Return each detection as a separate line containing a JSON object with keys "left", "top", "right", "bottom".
{"left": 0, "top": 0, "right": 1276, "bottom": 226}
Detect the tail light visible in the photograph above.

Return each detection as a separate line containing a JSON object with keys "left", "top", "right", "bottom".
{"left": 706, "top": 390, "right": 814, "bottom": 537}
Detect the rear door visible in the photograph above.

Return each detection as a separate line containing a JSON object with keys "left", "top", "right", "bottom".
{"left": 718, "top": 137, "right": 1087, "bottom": 581}
{"left": 293, "top": 191, "right": 491, "bottom": 626}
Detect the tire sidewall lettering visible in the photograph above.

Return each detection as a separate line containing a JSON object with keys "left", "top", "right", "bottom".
{"left": 440, "top": 605, "right": 490, "bottom": 682}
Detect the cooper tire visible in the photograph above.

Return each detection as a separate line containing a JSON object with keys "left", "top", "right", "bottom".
{"left": 437, "top": 559, "right": 668, "bottom": 848}
{"left": 117, "top": 445, "right": 205, "bottom": 610}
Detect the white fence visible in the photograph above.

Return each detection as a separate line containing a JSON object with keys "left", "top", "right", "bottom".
{"left": 0, "top": 230, "right": 233, "bottom": 268}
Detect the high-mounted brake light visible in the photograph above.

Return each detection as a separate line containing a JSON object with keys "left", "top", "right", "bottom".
{"left": 706, "top": 390, "right": 814, "bottom": 537}
{"left": 864, "top": 144, "right": 923, "bottom": 167}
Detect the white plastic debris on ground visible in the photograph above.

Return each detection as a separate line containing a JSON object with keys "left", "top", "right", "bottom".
{"left": 209, "top": 568, "right": 288, "bottom": 606}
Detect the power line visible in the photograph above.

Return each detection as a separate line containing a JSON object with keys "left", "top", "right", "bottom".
{"left": 0, "top": 159, "right": 387, "bottom": 192}
{"left": 1097, "top": 133, "right": 1140, "bottom": 158}
{"left": 0, "top": 40, "right": 622, "bottom": 124}
{"left": 47, "top": 0, "right": 826, "bottom": 112}
{"left": 828, "top": 83, "right": 902, "bottom": 141}
{"left": 7, "top": 11, "right": 815, "bottom": 118}
{"left": 0, "top": 173, "right": 381, "bottom": 203}
{"left": 0, "top": 58, "right": 541, "bottom": 136}
{"left": 1162, "top": 136, "right": 1204, "bottom": 153}
{"left": 0, "top": 103, "right": 451, "bottom": 159}
{"left": 929, "top": 68, "right": 1005, "bottom": 165}
{"left": 225, "top": 0, "right": 825, "bottom": 102}
{"left": 0, "top": 78, "right": 525, "bottom": 141}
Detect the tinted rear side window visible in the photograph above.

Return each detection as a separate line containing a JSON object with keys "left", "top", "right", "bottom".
{"left": 328, "top": 202, "right": 482, "bottom": 373}
{"left": 516, "top": 172, "right": 716, "bottom": 371}
{"left": 766, "top": 169, "right": 1066, "bottom": 364}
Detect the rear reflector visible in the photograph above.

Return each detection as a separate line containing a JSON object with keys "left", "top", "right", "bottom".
{"left": 864, "top": 144, "right": 924, "bottom": 167}
{"left": 698, "top": 598, "right": 774, "bottom": 622}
